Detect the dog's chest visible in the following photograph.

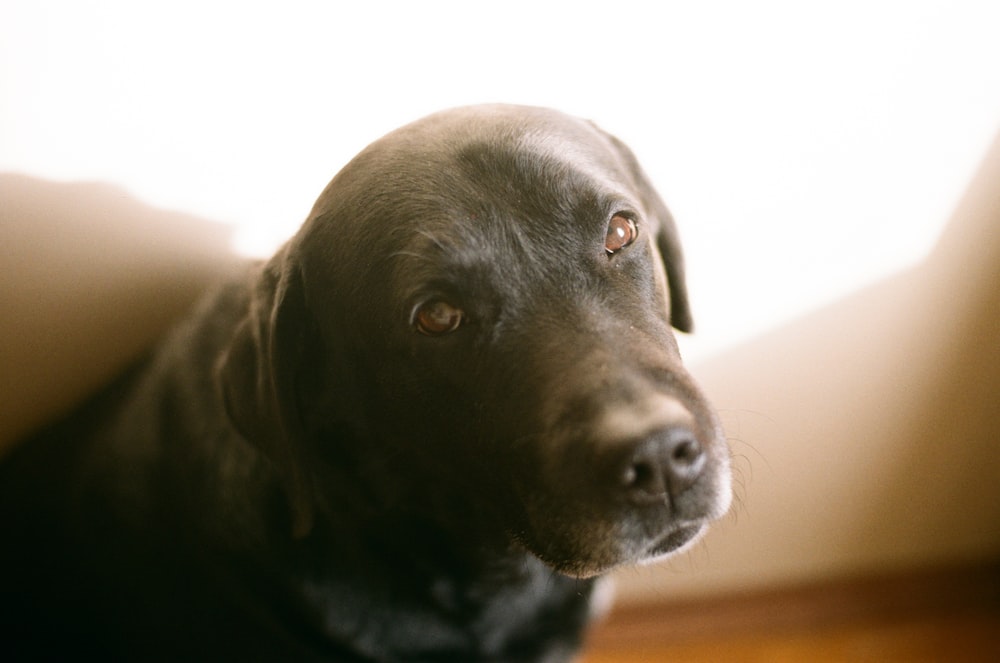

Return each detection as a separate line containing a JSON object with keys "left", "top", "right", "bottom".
{"left": 296, "top": 552, "right": 595, "bottom": 661}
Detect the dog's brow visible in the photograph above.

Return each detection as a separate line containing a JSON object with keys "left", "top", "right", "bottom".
{"left": 519, "top": 131, "right": 593, "bottom": 173}
{"left": 388, "top": 228, "right": 471, "bottom": 280}
{"left": 516, "top": 128, "right": 621, "bottom": 190}
{"left": 413, "top": 228, "right": 451, "bottom": 252}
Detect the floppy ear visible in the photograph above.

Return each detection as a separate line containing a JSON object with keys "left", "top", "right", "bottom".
{"left": 652, "top": 198, "right": 694, "bottom": 333}
{"left": 599, "top": 129, "right": 695, "bottom": 332}
{"left": 215, "top": 247, "right": 321, "bottom": 538}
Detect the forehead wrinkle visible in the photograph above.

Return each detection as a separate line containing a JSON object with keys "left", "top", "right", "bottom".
{"left": 515, "top": 123, "right": 637, "bottom": 196}
{"left": 389, "top": 214, "right": 547, "bottom": 327}
{"left": 457, "top": 123, "right": 607, "bottom": 194}
{"left": 389, "top": 219, "right": 495, "bottom": 293}
{"left": 515, "top": 128, "right": 604, "bottom": 182}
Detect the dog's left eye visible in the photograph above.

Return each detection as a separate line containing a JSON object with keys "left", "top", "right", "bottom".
{"left": 414, "top": 300, "right": 464, "bottom": 336}
{"left": 605, "top": 214, "right": 638, "bottom": 255}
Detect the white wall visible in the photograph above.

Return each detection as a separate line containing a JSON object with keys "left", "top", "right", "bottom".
{"left": 3, "top": 1, "right": 999, "bottom": 362}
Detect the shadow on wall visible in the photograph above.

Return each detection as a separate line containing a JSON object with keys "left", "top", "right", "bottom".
{"left": 613, "top": 132, "right": 1000, "bottom": 603}
{"left": 0, "top": 174, "right": 238, "bottom": 452}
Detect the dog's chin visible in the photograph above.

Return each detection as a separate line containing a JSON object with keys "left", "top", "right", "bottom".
{"left": 637, "top": 522, "right": 708, "bottom": 565}
{"left": 537, "top": 522, "right": 710, "bottom": 580}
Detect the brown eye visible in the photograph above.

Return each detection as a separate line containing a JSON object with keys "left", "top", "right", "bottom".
{"left": 414, "top": 300, "right": 464, "bottom": 336}
{"left": 605, "top": 214, "right": 638, "bottom": 255}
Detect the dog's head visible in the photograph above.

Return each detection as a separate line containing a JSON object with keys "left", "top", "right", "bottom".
{"left": 219, "top": 105, "right": 731, "bottom": 577}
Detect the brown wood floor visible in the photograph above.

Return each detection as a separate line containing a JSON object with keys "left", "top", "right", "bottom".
{"left": 581, "top": 561, "right": 1000, "bottom": 662}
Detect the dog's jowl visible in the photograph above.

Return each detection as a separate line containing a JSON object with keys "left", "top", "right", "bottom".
{"left": 0, "top": 105, "right": 731, "bottom": 661}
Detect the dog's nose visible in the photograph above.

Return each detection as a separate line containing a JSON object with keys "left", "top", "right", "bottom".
{"left": 622, "top": 427, "right": 706, "bottom": 504}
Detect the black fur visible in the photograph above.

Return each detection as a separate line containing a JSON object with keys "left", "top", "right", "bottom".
{"left": 0, "top": 105, "right": 731, "bottom": 661}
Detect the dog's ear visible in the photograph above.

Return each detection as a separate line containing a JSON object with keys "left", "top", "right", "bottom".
{"left": 652, "top": 197, "right": 694, "bottom": 333}
{"left": 215, "top": 247, "right": 320, "bottom": 538}
{"left": 599, "top": 129, "right": 694, "bottom": 332}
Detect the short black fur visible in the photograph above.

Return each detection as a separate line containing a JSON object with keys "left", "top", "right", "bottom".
{"left": 0, "top": 105, "right": 730, "bottom": 661}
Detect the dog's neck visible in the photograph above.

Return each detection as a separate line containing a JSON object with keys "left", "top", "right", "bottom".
{"left": 283, "top": 512, "right": 597, "bottom": 661}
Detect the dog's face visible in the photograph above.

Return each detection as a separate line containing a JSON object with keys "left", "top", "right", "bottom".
{"left": 220, "top": 105, "right": 731, "bottom": 578}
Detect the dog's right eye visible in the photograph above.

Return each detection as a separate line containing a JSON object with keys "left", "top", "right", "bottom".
{"left": 414, "top": 300, "right": 464, "bottom": 336}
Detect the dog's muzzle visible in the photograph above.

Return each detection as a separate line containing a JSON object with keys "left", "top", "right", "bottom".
{"left": 521, "top": 389, "right": 731, "bottom": 577}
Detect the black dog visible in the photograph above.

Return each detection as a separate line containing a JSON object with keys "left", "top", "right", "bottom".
{"left": 0, "top": 105, "right": 731, "bottom": 661}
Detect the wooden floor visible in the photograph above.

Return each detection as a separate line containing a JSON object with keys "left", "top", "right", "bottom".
{"left": 581, "top": 561, "right": 1000, "bottom": 662}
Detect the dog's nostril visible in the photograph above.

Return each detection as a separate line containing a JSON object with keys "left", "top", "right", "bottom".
{"left": 623, "top": 459, "right": 665, "bottom": 498}
{"left": 671, "top": 436, "right": 702, "bottom": 467}
{"left": 622, "top": 428, "right": 706, "bottom": 503}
